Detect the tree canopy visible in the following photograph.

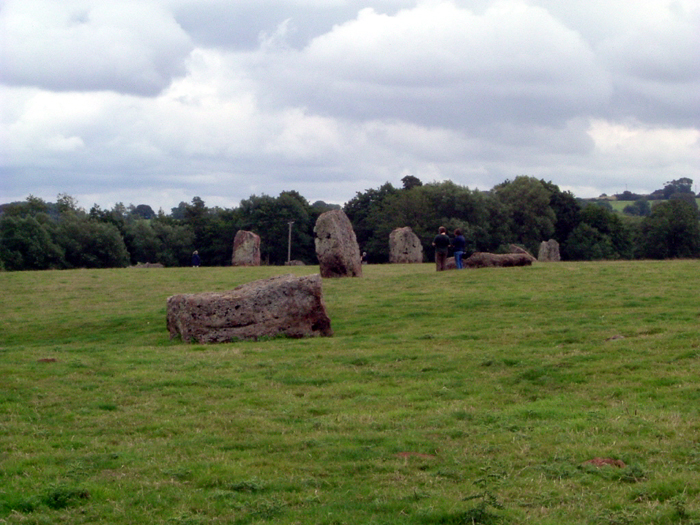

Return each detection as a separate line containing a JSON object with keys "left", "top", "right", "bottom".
{"left": 2, "top": 177, "right": 698, "bottom": 271}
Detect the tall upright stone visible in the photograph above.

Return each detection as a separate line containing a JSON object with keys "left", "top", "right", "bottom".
{"left": 389, "top": 227, "right": 423, "bottom": 263}
{"left": 538, "top": 239, "right": 561, "bottom": 262}
{"left": 314, "top": 209, "right": 362, "bottom": 278}
{"left": 232, "top": 230, "right": 261, "bottom": 266}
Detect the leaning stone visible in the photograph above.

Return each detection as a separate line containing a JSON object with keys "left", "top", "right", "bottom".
{"left": 166, "top": 274, "right": 333, "bottom": 343}
{"left": 314, "top": 210, "right": 362, "bottom": 278}
{"left": 464, "top": 252, "right": 534, "bottom": 268}
{"left": 538, "top": 239, "right": 561, "bottom": 262}
{"left": 389, "top": 227, "right": 424, "bottom": 263}
{"left": 232, "top": 230, "right": 261, "bottom": 266}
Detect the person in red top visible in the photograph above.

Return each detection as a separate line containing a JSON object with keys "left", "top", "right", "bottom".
{"left": 432, "top": 226, "right": 451, "bottom": 271}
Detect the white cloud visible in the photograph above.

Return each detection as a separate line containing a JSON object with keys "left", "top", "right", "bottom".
{"left": 0, "top": 0, "right": 193, "bottom": 95}
{"left": 257, "top": 1, "right": 611, "bottom": 128}
{"left": 1, "top": 0, "right": 698, "bottom": 210}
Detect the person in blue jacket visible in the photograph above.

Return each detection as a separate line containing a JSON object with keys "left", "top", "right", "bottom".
{"left": 191, "top": 250, "right": 201, "bottom": 267}
{"left": 452, "top": 229, "right": 466, "bottom": 269}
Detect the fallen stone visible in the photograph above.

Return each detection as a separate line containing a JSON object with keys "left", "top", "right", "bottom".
{"left": 314, "top": 209, "right": 362, "bottom": 278}
{"left": 132, "top": 262, "right": 164, "bottom": 268}
{"left": 509, "top": 244, "right": 537, "bottom": 262}
{"left": 464, "top": 252, "right": 534, "bottom": 268}
{"left": 166, "top": 274, "right": 333, "bottom": 343}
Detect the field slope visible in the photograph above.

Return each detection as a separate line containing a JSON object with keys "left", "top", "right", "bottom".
{"left": 1, "top": 261, "right": 699, "bottom": 524}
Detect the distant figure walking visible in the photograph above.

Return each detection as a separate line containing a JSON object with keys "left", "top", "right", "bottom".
{"left": 452, "top": 229, "right": 466, "bottom": 269}
{"left": 432, "top": 226, "right": 451, "bottom": 272}
{"left": 192, "top": 250, "right": 201, "bottom": 267}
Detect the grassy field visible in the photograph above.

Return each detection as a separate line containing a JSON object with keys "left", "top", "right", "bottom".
{"left": 604, "top": 198, "right": 700, "bottom": 214}
{"left": 1, "top": 261, "right": 699, "bottom": 524}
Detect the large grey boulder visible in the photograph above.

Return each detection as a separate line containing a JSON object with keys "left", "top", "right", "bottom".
{"left": 232, "top": 230, "right": 261, "bottom": 266}
{"left": 314, "top": 210, "right": 362, "bottom": 278}
{"left": 167, "top": 274, "right": 333, "bottom": 343}
{"left": 389, "top": 227, "right": 423, "bottom": 263}
{"left": 464, "top": 252, "right": 534, "bottom": 268}
{"left": 538, "top": 239, "right": 561, "bottom": 262}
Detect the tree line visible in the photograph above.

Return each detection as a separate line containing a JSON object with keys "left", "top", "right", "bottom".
{"left": 1, "top": 177, "right": 699, "bottom": 271}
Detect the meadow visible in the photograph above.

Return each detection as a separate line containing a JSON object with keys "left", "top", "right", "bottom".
{"left": 1, "top": 261, "right": 699, "bottom": 524}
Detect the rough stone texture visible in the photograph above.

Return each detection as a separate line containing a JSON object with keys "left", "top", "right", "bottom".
{"left": 509, "top": 244, "right": 537, "bottom": 262}
{"left": 538, "top": 239, "right": 561, "bottom": 262}
{"left": 389, "top": 227, "right": 423, "bottom": 264}
{"left": 464, "top": 252, "right": 534, "bottom": 269}
{"left": 445, "top": 256, "right": 457, "bottom": 270}
{"left": 314, "top": 210, "right": 362, "bottom": 278}
{"left": 167, "top": 274, "right": 333, "bottom": 343}
{"left": 232, "top": 230, "right": 261, "bottom": 267}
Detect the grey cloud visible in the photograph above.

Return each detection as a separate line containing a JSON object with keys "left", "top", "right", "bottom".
{"left": 1, "top": 0, "right": 698, "bottom": 211}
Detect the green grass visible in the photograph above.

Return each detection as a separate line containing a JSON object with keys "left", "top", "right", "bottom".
{"left": 605, "top": 198, "right": 700, "bottom": 214}
{"left": 1, "top": 261, "right": 699, "bottom": 524}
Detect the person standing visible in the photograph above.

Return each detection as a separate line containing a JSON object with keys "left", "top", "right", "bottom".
{"left": 191, "top": 250, "right": 201, "bottom": 267}
{"left": 452, "top": 229, "right": 466, "bottom": 269}
{"left": 432, "top": 226, "right": 451, "bottom": 271}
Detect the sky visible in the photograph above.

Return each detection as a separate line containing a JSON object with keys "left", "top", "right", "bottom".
{"left": 1, "top": 0, "right": 699, "bottom": 212}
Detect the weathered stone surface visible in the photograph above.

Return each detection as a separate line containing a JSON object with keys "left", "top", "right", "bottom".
{"left": 314, "top": 210, "right": 362, "bottom": 278}
{"left": 389, "top": 227, "right": 423, "bottom": 264}
{"left": 538, "top": 239, "right": 561, "bottom": 262}
{"left": 509, "top": 244, "right": 537, "bottom": 262}
{"left": 167, "top": 274, "right": 333, "bottom": 343}
{"left": 464, "top": 252, "right": 534, "bottom": 268}
{"left": 232, "top": 230, "right": 261, "bottom": 267}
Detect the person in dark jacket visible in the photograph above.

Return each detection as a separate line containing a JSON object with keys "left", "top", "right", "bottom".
{"left": 432, "top": 226, "right": 450, "bottom": 271}
{"left": 452, "top": 229, "right": 466, "bottom": 269}
{"left": 191, "top": 251, "right": 200, "bottom": 267}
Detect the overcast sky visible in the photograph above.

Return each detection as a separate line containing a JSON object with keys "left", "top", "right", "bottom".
{"left": 1, "top": 0, "right": 698, "bottom": 211}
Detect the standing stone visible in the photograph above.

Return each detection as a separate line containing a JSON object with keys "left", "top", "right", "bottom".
{"left": 538, "top": 239, "right": 561, "bottom": 262}
{"left": 232, "top": 230, "right": 261, "bottom": 266}
{"left": 314, "top": 209, "right": 362, "bottom": 278}
{"left": 389, "top": 227, "right": 423, "bottom": 264}
{"left": 167, "top": 274, "right": 333, "bottom": 343}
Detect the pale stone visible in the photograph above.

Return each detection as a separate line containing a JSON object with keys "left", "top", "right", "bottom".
{"left": 167, "top": 274, "right": 333, "bottom": 343}
{"left": 232, "top": 230, "right": 261, "bottom": 267}
{"left": 538, "top": 239, "right": 561, "bottom": 262}
{"left": 389, "top": 227, "right": 423, "bottom": 264}
{"left": 314, "top": 210, "right": 362, "bottom": 278}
